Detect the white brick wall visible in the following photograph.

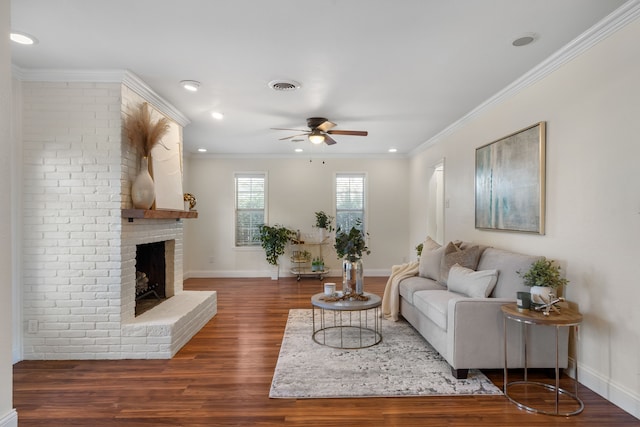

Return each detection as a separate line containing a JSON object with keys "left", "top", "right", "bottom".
{"left": 21, "top": 80, "right": 216, "bottom": 360}
{"left": 22, "top": 81, "right": 123, "bottom": 360}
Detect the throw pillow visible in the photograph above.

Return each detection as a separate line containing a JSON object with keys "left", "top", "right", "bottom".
{"left": 439, "top": 242, "right": 481, "bottom": 285}
{"left": 447, "top": 264, "right": 499, "bottom": 298}
{"left": 418, "top": 237, "right": 443, "bottom": 280}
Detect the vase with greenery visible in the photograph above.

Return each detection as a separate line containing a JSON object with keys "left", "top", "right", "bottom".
{"left": 334, "top": 219, "right": 370, "bottom": 294}
{"left": 258, "top": 224, "right": 296, "bottom": 279}
{"left": 518, "top": 258, "right": 569, "bottom": 305}
{"left": 314, "top": 211, "right": 334, "bottom": 241}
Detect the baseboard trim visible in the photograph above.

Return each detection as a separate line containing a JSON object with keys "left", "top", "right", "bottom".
{"left": 185, "top": 268, "right": 393, "bottom": 279}
{"left": 578, "top": 361, "right": 640, "bottom": 420}
{"left": 0, "top": 409, "right": 18, "bottom": 427}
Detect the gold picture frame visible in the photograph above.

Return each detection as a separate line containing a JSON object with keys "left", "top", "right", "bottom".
{"left": 475, "top": 122, "right": 546, "bottom": 234}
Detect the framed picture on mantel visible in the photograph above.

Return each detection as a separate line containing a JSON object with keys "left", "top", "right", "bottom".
{"left": 475, "top": 122, "right": 546, "bottom": 234}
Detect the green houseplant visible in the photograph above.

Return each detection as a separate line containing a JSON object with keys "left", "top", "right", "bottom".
{"left": 334, "top": 219, "right": 370, "bottom": 262}
{"left": 518, "top": 258, "right": 569, "bottom": 304}
{"left": 258, "top": 224, "right": 296, "bottom": 270}
{"left": 314, "top": 211, "right": 334, "bottom": 242}
{"left": 314, "top": 211, "right": 335, "bottom": 231}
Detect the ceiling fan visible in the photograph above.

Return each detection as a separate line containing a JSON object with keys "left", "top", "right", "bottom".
{"left": 272, "top": 117, "right": 368, "bottom": 145}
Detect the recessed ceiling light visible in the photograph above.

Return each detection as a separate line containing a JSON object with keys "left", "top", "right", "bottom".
{"left": 211, "top": 112, "right": 224, "bottom": 120}
{"left": 180, "top": 80, "right": 200, "bottom": 92}
{"left": 197, "top": 148, "right": 207, "bottom": 153}
{"left": 10, "top": 31, "right": 38, "bottom": 45}
{"left": 268, "top": 79, "right": 301, "bottom": 91}
{"left": 388, "top": 148, "right": 398, "bottom": 153}
{"left": 294, "top": 148, "right": 303, "bottom": 153}
{"left": 512, "top": 33, "right": 537, "bottom": 47}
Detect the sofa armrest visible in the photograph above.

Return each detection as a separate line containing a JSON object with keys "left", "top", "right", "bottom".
{"left": 446, "top": 297, "right": 513, "bottom": 369}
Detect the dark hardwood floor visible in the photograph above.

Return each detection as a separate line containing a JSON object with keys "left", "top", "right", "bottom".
{"left": 13, "top": 277, "right": 637, "bottom": 426}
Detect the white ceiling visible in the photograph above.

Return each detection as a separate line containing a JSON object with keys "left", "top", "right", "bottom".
{"left": 10, "top": 0, "right": 627, "bottom": 156}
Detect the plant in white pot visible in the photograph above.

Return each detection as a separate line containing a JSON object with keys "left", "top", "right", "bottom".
{"left": 314, "top": 211, "right": 334, "bottom": 242}
{"left": 258, "top": 224, "right": 296, "bottom": 280}
{"left": 518, "top": 258, "right": 569, "bottom": 305}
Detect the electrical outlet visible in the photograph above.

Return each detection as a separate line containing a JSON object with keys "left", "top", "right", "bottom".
{"left": 27, "top": 319, "right": 38, "bottom": 333}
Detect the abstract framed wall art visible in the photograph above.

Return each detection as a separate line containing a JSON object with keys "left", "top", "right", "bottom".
{"left": 475, "top": 122, "right": 546, "bottom": 234}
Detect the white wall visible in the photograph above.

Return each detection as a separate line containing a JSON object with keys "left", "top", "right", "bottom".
{"left": 183, "top": 156, "right": 410, "bottom": 278}
{"left": 409, "top": 15, "right": 640, "bottom": 418}
{"left": 0, "top": 0, "right": 18, "bottom": 424}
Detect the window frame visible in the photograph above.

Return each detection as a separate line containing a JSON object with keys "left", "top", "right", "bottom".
{"left": 234, "top": 172, "right": 267, "bottom": 248}
{"left": 334, "top": 172, "right": 367, "bottom": 234}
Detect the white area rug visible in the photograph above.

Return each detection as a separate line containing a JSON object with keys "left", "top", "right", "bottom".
{"left": 269, "top": 309, "right": 503, "bottom": 398}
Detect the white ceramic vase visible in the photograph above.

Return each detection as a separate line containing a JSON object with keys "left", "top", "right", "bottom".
{"left": 270, "top": 265, "right": 279, "bottom": 281}
{"left": 530, "top": 285, "right": 552, "bottom": 305}
{"left": 131, "top": 157, "right": 155, "bottom": 209}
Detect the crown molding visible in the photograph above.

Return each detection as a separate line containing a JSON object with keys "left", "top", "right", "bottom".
{"left": 411, "top": 0, "right": 640, "bottom": 155}
{"left": 10, "top": 66, "right": 190, "bottom": 127}
{"left": 121, "top": 71, "right": 190, "bottom": 127}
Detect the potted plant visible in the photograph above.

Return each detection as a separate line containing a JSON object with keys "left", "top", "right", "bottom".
{"left": 314, "top": 211, "right": 334, "bottom": 241}
{"left": 258, "top": 224, "right": 296, "bottom": 280}
{"left": 518, "top": 258, "right": 569, "bottom": 305}
{"left": 311, "top": 256, "right": 324, "bottom": 272}
{"left": 334, "top": 219, "right": 370, "bottom": 294}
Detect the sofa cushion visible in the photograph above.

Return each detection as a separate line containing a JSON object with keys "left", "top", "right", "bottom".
{"left": 447, "top": 264, "right": 499, "bottom": 298}
{"left": 476, "top": 247, "right": 543, "bottom": 298}
{"left": 399, "top": 276, "right": 446, "bottom": 303}
{"left": 413, "top": 290, "right": 463, "bottom": 330}
{"left": 418, "top": 237, "right": 443, "bottom": 280}
{"left": 439, "top": 242, "right": 481, "bottom": 285}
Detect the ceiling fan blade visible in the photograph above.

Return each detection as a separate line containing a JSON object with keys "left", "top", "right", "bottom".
{"left": 327, "top": 130, "right": 368, "bottom": 136}
{"left": 316, "top": 120, "right": 337, "bottom": 132}
{"left": 271, "top": 127, "right": 309, "bottom": 132}
{"left": 279, "top": 133, "right": 309, "bottom": 140}
{"left": 324, "top": 134, "right": 337, "bottom": 145}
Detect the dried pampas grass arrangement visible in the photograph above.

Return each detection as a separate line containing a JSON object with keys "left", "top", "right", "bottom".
{"left": 124, "top": 102, "right": 171, "bottom": 157}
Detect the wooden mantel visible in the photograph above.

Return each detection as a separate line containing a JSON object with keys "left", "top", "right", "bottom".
{"left": 122, "top": 209, "right": 198, "bottom": 222}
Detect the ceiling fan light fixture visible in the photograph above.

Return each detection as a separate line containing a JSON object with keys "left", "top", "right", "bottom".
{"left": 308, "top": 130, "right": 325, "bottom": 145}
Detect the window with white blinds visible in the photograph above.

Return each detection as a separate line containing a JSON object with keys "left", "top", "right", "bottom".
{"left": 235, "top": 173, "right": 266, "bottom": 247}
{"left": 335, "top": 173, "right": 366, "bottom": 233}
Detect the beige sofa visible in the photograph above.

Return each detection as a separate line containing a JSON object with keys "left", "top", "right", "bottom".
{"left": 396, "top": 239, "right": 568, "bottom": 379}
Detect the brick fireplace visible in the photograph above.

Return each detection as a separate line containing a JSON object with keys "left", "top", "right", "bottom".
{"left": 19, "top": 73, "right": 217, "bottom": 360}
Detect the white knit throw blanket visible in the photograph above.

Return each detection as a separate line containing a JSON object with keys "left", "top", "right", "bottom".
{"left": 381, "top": 261, "right": 419, "bottom": 321}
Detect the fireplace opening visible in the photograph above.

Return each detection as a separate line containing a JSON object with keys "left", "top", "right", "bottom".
{"left": 135, "top": 241, "right": 167, "bottom": 316}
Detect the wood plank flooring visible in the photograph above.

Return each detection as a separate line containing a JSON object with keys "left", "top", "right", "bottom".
{"left": 13, "top": 277, "right": 638, "bottom": 426}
